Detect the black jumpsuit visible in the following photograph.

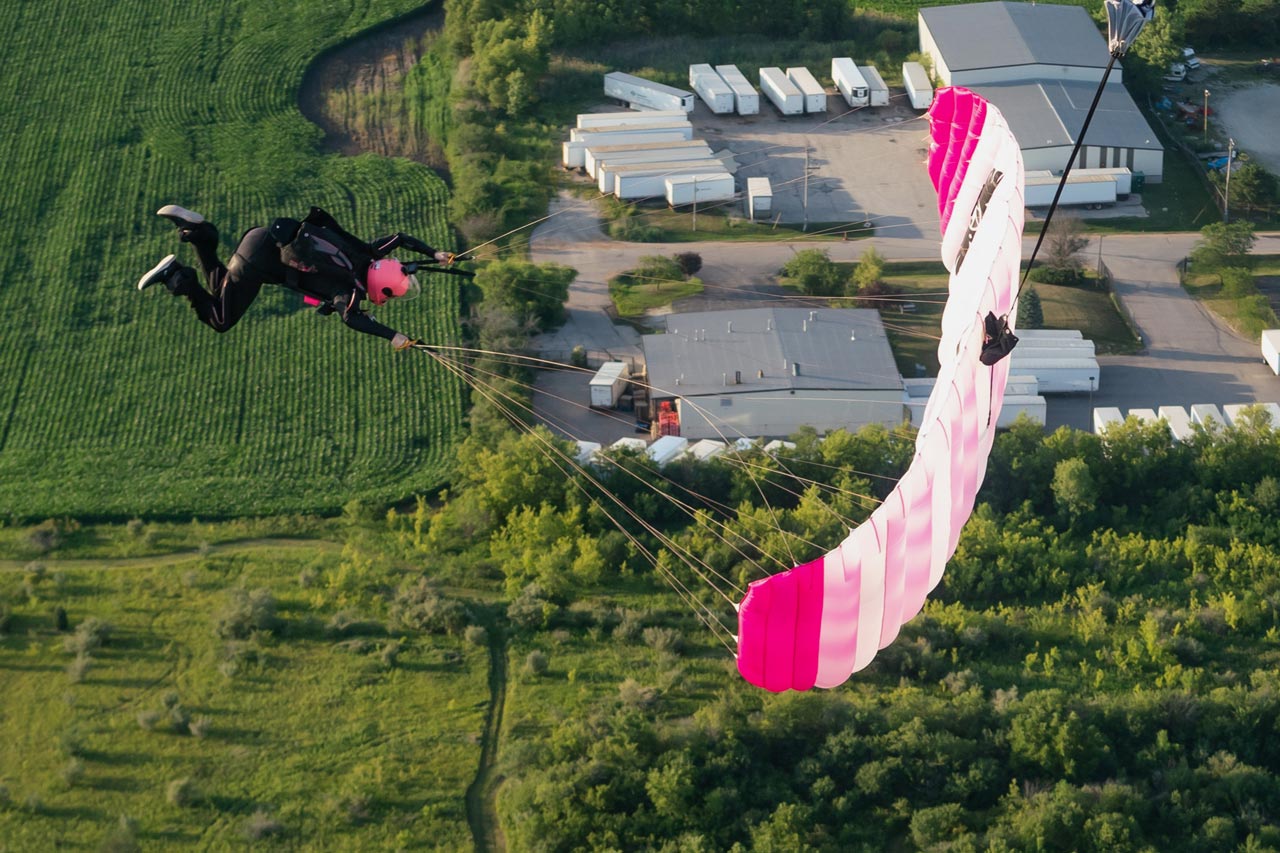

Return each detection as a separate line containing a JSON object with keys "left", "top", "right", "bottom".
{"left": 170, "top": 208, "right": 438, "bottom": 342}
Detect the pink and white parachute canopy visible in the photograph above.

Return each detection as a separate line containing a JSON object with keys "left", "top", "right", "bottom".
{"left": 736, "top": 87, "right": 1025, "bottom": 692}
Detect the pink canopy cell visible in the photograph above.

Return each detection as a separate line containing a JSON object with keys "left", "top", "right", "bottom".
{"left": 736, "top": 87, "right": 1026, "bottom": 692}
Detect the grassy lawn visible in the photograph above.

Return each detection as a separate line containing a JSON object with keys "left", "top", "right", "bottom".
{"left": 0, "top": 543, "right": 489, "bottom": 850}
{"left": 1033, "top": 278, "right": 1143, "bottom": 353}
{"left": 1183, "top": 254, "right": 1280, "bottom": 340}
{"left": 609, "top": 273, "right": 705, "bottom": 318}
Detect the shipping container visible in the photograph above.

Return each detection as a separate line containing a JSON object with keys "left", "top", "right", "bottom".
{"left": 584, "top": 139, "right": 710, "bottom": 178}
{"left": 599, "top": 154, "right": 721, "bottom": 194}
{"left": 759, "top": 67, "right": 804, "bottom": 116}
{"left": 576, "top": 109, "right": 689, "bottom": 129}
{"left": 687, "top": 439, "right": 727, "bottom": 461}
{"left": 1005, "top": 355, "right": 1100, "bottom": 392}
{"left": 613, "top": 162, "right": 734, "bottom": 200}
{"left": 1014, "top": 337, "right": 1097, "bottom": 356}
{"left": 861, "top": 64, "right": 890, "bottom": 107}
{"left": 569, "top": 121, "right": 691, "bottom": 142}
{"left": 997, "top": 395, "right": 1048, "bottom": 426}
{"left": 562, "top": 124, "right": 692, "bottom": 169}
{"left": 786, "top": 66, "right": 827, "bottom": 112}
{"left": 688, "top": 63, "right": 735, "bottom": 114}
{"left": 603, "top": 71, "right": 695, "bottom": 112}
{"left": 590, "top": 361, "right": 631, "bottom": 408}
{"left": 1127, "top": 408, "right": 1159, "bottom": 424}
{"left": 593, "top": 147, "right": 715, "bottom": 188}
{"left": 1158, "top": 406, "right": 1194, "bottom": 441}
{"left": 1262, "top": 329, "right": 1280, "bottom": 374}
{"left": 746, "top": 176, "right": 772, "bottom": 219}
{"left": 1190, "top": 403, "right": 1226, "bottom": 430}
{"left": 1092, "top": 407, "right": 1124, "bottom": 434}
{"left": 574, "top": 441, "right": 602, "bottom": 464}
{"left": 1073, "top": 167, "right": 1134, "bottom": 195}
{"left": 1223, "top": 402, "right": 1280, "bottom": 428}
{"left": 647, "top": 436, "right": 690, "bottom": 467}
{"left": 902, "top": 61, "right": 934, "bottom": 110}
{"left": 1024, "top": 172, "right": 1118, "bottom": 208}
{"left": 714, "top": 64, "right": 760, "bottom": 115}
{"left": 664, "top": 172, "right": 735, "bottom": 206}
{"left": 831, "top": 58, "right": 869, "bottom": 107}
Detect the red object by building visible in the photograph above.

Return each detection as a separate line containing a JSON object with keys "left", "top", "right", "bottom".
{"left": 657, "top": 401, "right": 680, "bottom": 436}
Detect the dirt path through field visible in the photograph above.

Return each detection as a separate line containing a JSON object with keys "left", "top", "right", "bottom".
{"left": 0, "top": 537, "right": 341, "bottom": 571}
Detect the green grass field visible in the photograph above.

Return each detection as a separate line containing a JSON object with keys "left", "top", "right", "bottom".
{"left": 0, "top": 0, "right": 465, "bottom": 520}
{"left": 0, "top": 542, "right": 488, "bottom": 849}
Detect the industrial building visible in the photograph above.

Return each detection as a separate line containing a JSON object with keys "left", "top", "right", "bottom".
{"left": 642, "top": 308, "right": 904, "bottom": 440}
{"left": 918, "top": 1, "right": 1163, "bottom": 181}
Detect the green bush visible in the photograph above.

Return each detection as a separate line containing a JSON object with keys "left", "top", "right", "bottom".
{"left": 389, "top": 577, "right": 469, "bottom": 635}
{"left": 213, "top": 588, "right": 279, "bottom": 640}
{"left": 522, "top": 649, "right": 549, "bottom": 677}
{"left": 166, "top": 778, "right": 200, "bottom": 808}
{"left": 1030, "top": 265, "right": 1086, "bottom": 286}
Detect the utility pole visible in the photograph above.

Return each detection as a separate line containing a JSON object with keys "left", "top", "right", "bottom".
{"left": 1224, "top": 137, "right": 1236, "bottom": 223}
{"left": 803, "top": 142, "right": 810, "bottom": 232}
{"left": 692, "top": 173, "right": 697, "bottom": 232}
{"left": 1097, "top": 233, "right": 1104, "bottom": 276}
{"left": 1203, "top": 89, "right": 1210, "bottom": 144}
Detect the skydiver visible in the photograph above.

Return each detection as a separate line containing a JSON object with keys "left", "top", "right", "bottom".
{"left": 136, "top": 205, "right": 454, "bottom": 349}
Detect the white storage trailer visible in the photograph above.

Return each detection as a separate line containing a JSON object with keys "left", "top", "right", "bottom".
{"left": 584, "top": 139, "right": 710, "bottom": 178}
{"left": 1005, "top": 356, "right": 1100, "bottom": 392}
{"left": 1014, "top": 337, "right": 1097, "bottom": 356}
{"left": 1190, "top": 403, "right": 1226, "bottom": 430}
{"left": 1092, "top": 407, "right": 1124, "bottom": 434}
{"left": 1158, "top": 406, "right": 1195, "bottom": 441}
{"left": 562, "top": 124, "right": 693, "bottom": 169}
{"left": 714, "top": 64, "right": 759, "bottom": 115}
{"left": 759, "top": 67, "right": 804, "bottom": 116}
{"left": 1262, "top": 329, "right": 1280, "bottom": 375}
{"left": 1018, "top": 329, "right": 1085, "bottom": 341}
{"left": 832, "top": 58, "right": 869, "bottom": 107}
{"left": 861, "top": 64, "right": 890, "bottom": 107}
{"left": 902, "top": 61, "right": 933, "bottom": 110}
{"left": 599, "top": 154, "right": 721, "bottom": 194}
{"left": 1073, "top": 167, "right": 1134, "bottom": 196}
{"left": 614, "top": 164, "right": 732, "bottom": 200}
{"left": 688, "top": 64, "right": 735, "bottom": 114}
{"left": 593, "top": 147, "right": 715, "bottom": 189}
{"left": 786, "top": 66, "right": 827, "bottom": 113}
{"left": 647, "top": 436, "right": 690, "bottom": 467}
{"left": 603, "top": 72, "right": 695, "bottom": 112}
{"left": 665, "top": 173, "right": 736, "bottom": 206}
{"left": 590, "top": 361, "right": 631, "bottom": 408}
{"left": 1223, "top": 402, "right": 1280, "bottom": 428}
{"left": 576, "top": 109, "right": 689, "bottom": 129}
{"left": 1024, "top": 173, "right": 1118, "bottom": 208}
{"left": 746, "top": 177, "right": 772, "bottom": 219}
{"left": 1127, "top": 408, "right": 1159, "bottom": 424}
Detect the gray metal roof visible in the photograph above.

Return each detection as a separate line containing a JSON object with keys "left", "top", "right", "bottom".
{"left": 971, "top": 80, "right": 1160, "bottom": 150}
{"left": 920, "top": 2, "right": 1109, "bottom": 72}
{"left": 644, "top": 308, "right": 902, "bottom": 398}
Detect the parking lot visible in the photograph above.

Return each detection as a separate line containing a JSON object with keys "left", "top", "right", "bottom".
{"left": 692, "top": 95, "right": 941, "bottom": 238}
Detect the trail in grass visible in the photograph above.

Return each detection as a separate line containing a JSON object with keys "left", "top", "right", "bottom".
{"left": 464, "top": 608, "right": 509, "bottom": 853}
{"left": 0, "top": 537, "right": 342, "bottom": 571}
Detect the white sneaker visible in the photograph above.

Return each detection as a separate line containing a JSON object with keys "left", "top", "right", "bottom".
{"left": 156, "top": 204, "right": 206, "bottom": 228}
{"left": 137, "top": 254, "right": 178, "bottom": 291}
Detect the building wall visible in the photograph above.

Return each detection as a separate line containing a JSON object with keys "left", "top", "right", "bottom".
{"left": 1023, "top": 146, "right": 1163, "bottom": 182}
{"left": 675, "top": 389, "right": 905, "bottom": 440}
{"left": 918, "top": 16, "right": 949, "bottom": 85}
{"left": 950, "top": 64, "right": 1116, "bottom": 86}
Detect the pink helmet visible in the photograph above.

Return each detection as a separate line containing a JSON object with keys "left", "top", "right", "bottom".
{"left": 366, "top": 259, "right": 420, "bottom": 305}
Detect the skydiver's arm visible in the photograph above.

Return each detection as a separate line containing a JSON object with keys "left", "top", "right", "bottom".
{"left": 334, "top": 292, "right": 397, "bottom": 341}
{"left": 368, "top": 233, "right": 442, "bottom": 259}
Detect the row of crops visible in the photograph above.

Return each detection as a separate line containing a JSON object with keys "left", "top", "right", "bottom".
{"left": 0, "top": 0, "right": 465, "bottom": 519}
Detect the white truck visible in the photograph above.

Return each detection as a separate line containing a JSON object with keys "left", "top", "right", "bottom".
{"left": 562, "top": 123, "right": 692, "bottom": 169}
{"left": 688, "top": 64, "right": 735, "bottom": 114}
{"left": 1262, "top": 329, "right": 1280, "bottom": 374}
{"left": 714, "top": 64, "right": 759, "bottom": 115}
{"left": 759, "top": 67, "right": 804, "bottom": 116}
{"left": 831, "top": 58, "right": 869, "bottom": 107}
{"left": 786, "top": 66, "right": 827, "bottom": 112}
{"left": 664, "top": 173, "right": 736, "bottom": 206}
{"left": 861, "top": 64, "right": 890, "bottom": 107}
{"left": 746, "top": 177, "right": 772, "bottom": 219}
{"left": 1023, "top": 172, "right": 1117, "bottom": 209}
{"left": 584, "top": 139, "right": 710, "bottom": 178}
{"left": 902, "top": 61, "right": 933, "bottom": 110}
{"left": 590, "top": 361, "right": 631, "bottom": 408}
{"left": 603, "top": 71, "right": 695, "bottom": 112}
{"left": 597, "top": 152, "right": 719, "bottom": 193}
{"left": 576, "top": 109, "right": 688, "bottom": 129}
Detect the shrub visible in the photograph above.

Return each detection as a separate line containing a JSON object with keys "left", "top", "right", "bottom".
{"left": 169, "top": 705, "right": 192, "bottom": 735}
{"left": 389, "top": 577, "right": 469, "bottom": 635}
{"left": 99, "top": 815, "right": 140, "bottom": 853}
{"left": 642, "top": 626, "right": 685, "bottom": 655}
{"left": 137, "top": 710, "right": 162, "bottom": 731}
{"left": 506, "top": 583, "right": 559, "bottom": 631}
{"left": 613, "top": 609, "right": 643, "bottom": 642}
{"left": 63, "top": 616, "right": 112, "bottom": 655}
{"left": 465, "top": 624, "right": 489, "bottom": 646}
{"left": 379, "top": 640, "right": 403, "bottom": 669}
{"left": 60, "top": 758, "right": 85, "bottom": 788}
{"left": 166, "top": 777, "right": 199, "bottom": 807}
{"left": 242, "top": 809, "right": 284, "bottom": 840}
{"left": 214, "top": 588, "right": 278, "bottom": 640}
{"left": 52, "top": 605, "right": 68, "bottom": 632}
{"left": 1030, "top": 265, "right": 1086, "bottom": 286}
{"left": 609, "top": 214, "right": 663, "bottom": 242}
{"left": 66, "top": 653, "right": 92, "bottom": 684}
{"left": 618, "top": 678, "right": 660, "bottom": 710}
{"left": 326, "top": 609, "right": 375, "bottom": 638}
{"left": 523, "top": 649, "right": 549, "bottom": 677}
{"left": 675, "top": 251, "right": 703, "bottom": 277}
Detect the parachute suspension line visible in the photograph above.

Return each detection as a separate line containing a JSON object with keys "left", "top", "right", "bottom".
{"left": 1019, "top": 52, "right": 1119, "bottom": 294}
{"left": 416, "top": 346, "right": 740, "bottom": 650}
{"left": 430, "top": 349, "right": 792, "bottom": 582}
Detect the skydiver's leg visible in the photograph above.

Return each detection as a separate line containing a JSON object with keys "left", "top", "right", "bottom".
{"left": 167, "top": 260, "right": 263, "bottom": 333}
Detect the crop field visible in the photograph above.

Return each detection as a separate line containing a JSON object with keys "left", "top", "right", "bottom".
{"left": 0, "top": 544, "right": 489, "bottom": 849}
{"left": 0, "top": 0, "right": 464, "bottom": 520}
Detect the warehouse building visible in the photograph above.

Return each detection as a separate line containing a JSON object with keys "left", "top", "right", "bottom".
{"left": 918, "top": 1, "right": 1163, "bottom": 181}
{"left": 643, "top": 308, "right": 904, "bottom": 440}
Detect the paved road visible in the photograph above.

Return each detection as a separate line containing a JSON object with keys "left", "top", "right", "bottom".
{"left": 528, "top": 192, "right": 1280, "bottom": 441}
